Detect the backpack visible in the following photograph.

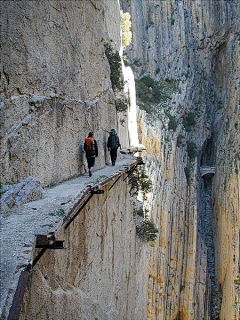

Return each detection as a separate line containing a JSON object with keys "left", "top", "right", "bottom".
{"left": 109, "top": 130, "right": 119, "bottom": 149}
{"left": 85, "top": 137, "right": 95, "bottom": 156}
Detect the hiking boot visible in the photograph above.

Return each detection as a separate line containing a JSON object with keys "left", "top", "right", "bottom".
{"left": 89, "top": 170, "right": 92, "bottom": 177}
{"left": 112, "top": 162, "right": 115, "bottom": 166}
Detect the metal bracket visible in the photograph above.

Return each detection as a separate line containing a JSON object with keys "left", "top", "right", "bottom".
{"left": 123, "top": 164, "right": 138, "bottom": 181}
{"left": 8, "top": 267, "right": 31, "bottom": 319}
{"left": 90, "top": 189, "right": 104, "bottom": 195}
{"left": 32, "top": 234, "right": 65, "bottom": 268}
{"left": 136, "top": 156, "right": 145, "bottom": 165}
{"left": 35, "top": 235, "right": 65, "bottom": 249}
{"left": 108, "top": 175, "right": 122, "bottom": 191}
{"left": 64, "top": 188, "right": 104, "bottom": 229}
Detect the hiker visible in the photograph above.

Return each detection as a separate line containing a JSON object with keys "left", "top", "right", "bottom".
{"left": 84, "top": 132, "right": 98, "bottom": 177}
{"left": 107, "top": 129, "right": 121, "bottom": 166}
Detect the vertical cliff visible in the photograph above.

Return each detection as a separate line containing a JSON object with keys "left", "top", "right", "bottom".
{"left": 19, "top": 178, "right": 150, "bottom": 320}
{"left": 1, "top": 0, "right": 239, "bottom": 319}
{"left": 0, "top": 0, "right": 127, "bottom": 187}
{"left": 122, "top": 0, "right": 239, "bottom": 319}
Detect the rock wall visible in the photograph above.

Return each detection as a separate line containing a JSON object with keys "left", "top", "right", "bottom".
{"left": 1, "top": 0, "right": 239, "bottom": 319}
{"left": 212, "top": 28, "right": 240, "bottom": 319}
{"left": 0, "top": 0, "right": 127, "bottom": 187}
{"left": 122, "top": 0, "right": 239, "bottom": 319}
{"left": 20, "top": 178, "right": 149, "bottom": 320}
{"left": 138, "top": 109, "right": 210, "bottom": 320}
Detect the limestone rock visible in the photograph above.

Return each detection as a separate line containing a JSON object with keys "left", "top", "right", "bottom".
{"left": 0, "top": 177, "right": 44, "bottom": 213}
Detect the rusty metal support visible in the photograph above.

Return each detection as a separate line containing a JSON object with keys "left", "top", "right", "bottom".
{"left": 123, "top": 158, "right": 145, "bottom": 182}
{"left": 108, "top": 175, "right": 122, "bottom": 191}
{"left": 32, "top": 248, "right": 47, "bottom": 268}
{"left": 35, "top": 235, "right": 64, "bottom": 250}
{"left": 32, "top": 235, "right": 65, "bottom": 268}
{"left": 64, "top": 188, "right": 104, "bottom": 229}
{"left": 8, "top": 267, "right": 31, "bottom": 320}
{"left": 123, "top": 164, "right": 138, "bottom": 181}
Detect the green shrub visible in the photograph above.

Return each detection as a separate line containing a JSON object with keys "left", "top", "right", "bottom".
{"left": 129, "top": 167, "right": 152, "bottom": 201}
{"left": 135, "top": 80, "right": 150, "bottom": 102}
{"left": 115, "top": 98, "right": 128, "bottom": 112}
{"left": 180, "top": 284, "right": 185, "bottom": 292}
{"left": 187, "top": 142, "right": 197, "bottom": 160}
{"left": 135, "top": 76, "right": 178, "bottom": 104}
{"left": 136, "top": 220, "right": 158, "bottom": 242}
{"left": 183, "top": 112, "right": 196, "bottom": 132}
{"left": 135, "top": 208, "right": 149, "bottom": 217}
{"left": 139, "top": 103, "right": 152, "bottom": 113}
{"left": 49, "top": 208, "right": 65, "bottom": 217}
{"left": 136, "top": 208, "right": 144, "bottom": 217}
{"left": 140, "top": 76, "right": 155, "bottom": 88}
{"left": 104, "top": 43, "right": 123, "bottom": 91}
{"left": 168, "top": 114, "right": 177, "bottom": 131}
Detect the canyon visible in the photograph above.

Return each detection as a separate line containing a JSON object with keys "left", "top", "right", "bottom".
{"left": 0, "top": 0, "right": 239, "bottom": 319}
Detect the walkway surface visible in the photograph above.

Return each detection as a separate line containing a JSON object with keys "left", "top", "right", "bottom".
{"left": 0, "top": 156, "right": 136, "bottom": 318}
{"left": 200, "top": 166, "right": 216, "bottom": 177}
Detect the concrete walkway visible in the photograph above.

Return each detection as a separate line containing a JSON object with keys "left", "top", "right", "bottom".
{"left": 0, "top": 156, "right": 137, "bottom": 318}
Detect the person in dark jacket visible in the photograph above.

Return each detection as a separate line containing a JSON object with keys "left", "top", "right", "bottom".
{"left": 107, "top": 129, "right": 121, "bottom": 166}
{"left": 84, "top": 132, "right": 98, "bottom": 177}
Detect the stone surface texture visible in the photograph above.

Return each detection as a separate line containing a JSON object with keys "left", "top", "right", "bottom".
{"left": 0, "top": 176, "right": 44, "bottom": 213}
{"left": 19, "top": 161, "right": 149, "bottom": 320}
{"left": 1, "top": 0, "right": 239, "bottom": 320}
{"left": 0, "top": 0, "right": 127, "bottom": 187}
{"left": 122, "top": 0, "right": 239, "bottom": 319}
{"left": 0, "top": 157, "right": 138, "bottom": 319}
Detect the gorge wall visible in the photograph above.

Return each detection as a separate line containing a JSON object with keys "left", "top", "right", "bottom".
{"left": 19, "top": 178, "right": 149, "bottom": 320}
{"left": 1, "top": 0, "right": 239, "bottom": 319}
{"left": 0, "top": 0, "right": 128, "bottom": 187}
{"left": 122, "top": 0, "right": 239, "bottom": 319}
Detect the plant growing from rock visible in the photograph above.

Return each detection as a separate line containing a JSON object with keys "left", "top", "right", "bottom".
{"left": 49, "top": 208, "right": 65, "bottom": 217}
{"left": 135, "top": 207, "right": 149, "bottom": 217}
{"left": 136, "top": 76, "right": 178, "bottom": 105}
{"left": 165, "top": 111, "right": 178, "bottom": 131}
{"left": 104, "top": 43, "right": 123, "bottom": 91}
{"left": 187, "top": 142, "right": 197, "bottom": 160}
{"left": 115, "top": 98, "right": 128, "bottom": 112}
{"left": 128, "top": 167, "right": 152, "bottom": 201}
{"left": 183, "top": 112, "right": 196, "bottom": 132}
{"left": 136, "top": 220, "right": 158, "bottom": 242}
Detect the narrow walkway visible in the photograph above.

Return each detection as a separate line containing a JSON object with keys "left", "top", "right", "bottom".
{"left": 200, "top": 166, "right": 216, "bottom": 177}
{"left": 0, "top": 156, "right": 136, "bottom": 319}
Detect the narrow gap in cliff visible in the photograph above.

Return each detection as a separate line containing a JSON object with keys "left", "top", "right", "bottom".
{"left": 200, "top": 139, "right": 222, "bottom": 320}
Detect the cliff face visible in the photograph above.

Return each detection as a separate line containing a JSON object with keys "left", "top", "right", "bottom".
{"left": 122, "top": 0, "right": 239, "bottom": 319}
{"left": 1, "top": 0, "right": 239, "bottom": 319}
{"left": 212, "top": 30, "right": 239, "bottom": 319}
{"left": 19, "top": 178, "right": 149, "bottom": 320}
{"left": 0, "top": 0, "right": 126, "bottom": 187}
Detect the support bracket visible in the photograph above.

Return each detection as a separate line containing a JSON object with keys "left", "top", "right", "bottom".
{"left": 108, "top": 175, "right": 122, "bottom": 191}
{"left": 35, "top": 234, "right": 65, "bottom": 249}
{"left": 90, "top": 189, "right": 104, "bottom": 195}
{"left": 64, "top": 188, "right": 104, "bottom": 229}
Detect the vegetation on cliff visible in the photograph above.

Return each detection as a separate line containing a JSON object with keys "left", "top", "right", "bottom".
{"left": 104, "top": 43, "right": 123, "bottom": 91}
{"left": 120, "top": 10, "right": 132, "bottom": 49}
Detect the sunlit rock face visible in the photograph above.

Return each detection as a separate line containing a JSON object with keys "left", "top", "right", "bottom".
{"left": 0, "top": 0, "right": 126, "bottom": 187}
{"left": 2, "top": 0, "right": 239, "bottom": 319}
{"left": 122, "top": 0, "right": 239, "bottom": 319}
{"left": 20, "top": 180, "right": 150, "bottom": 320}
{"left": 122, "top": 64, "right": 139, "bottom": 147}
